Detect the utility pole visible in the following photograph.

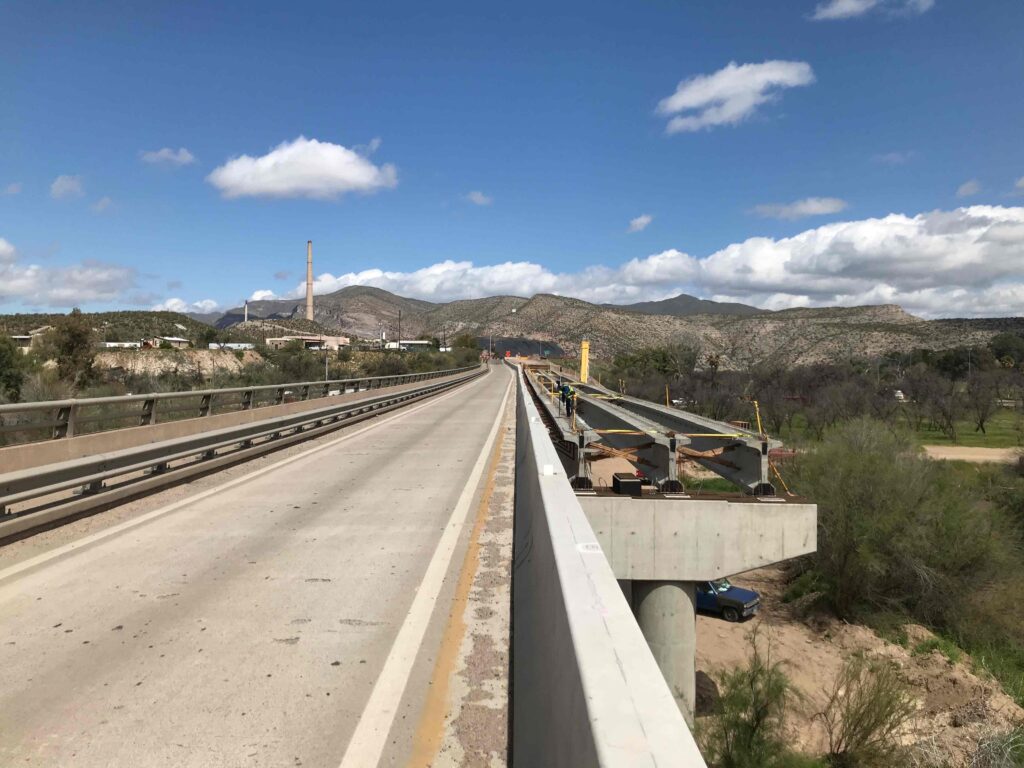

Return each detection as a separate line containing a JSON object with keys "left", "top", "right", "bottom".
{"left": 398, "top": 310, "right": 402, "bottom": 353}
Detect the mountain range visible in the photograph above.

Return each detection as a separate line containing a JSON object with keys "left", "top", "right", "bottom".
{"left": 192, "top": 288, "right": 1024, "bottom": 369}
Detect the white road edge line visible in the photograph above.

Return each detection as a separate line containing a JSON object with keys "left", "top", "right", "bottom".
{"left": 0, "top": 370, "right": 492, "bottom": 587}
{"left": 338, "top": 371, "right": 513, "bottom": 768}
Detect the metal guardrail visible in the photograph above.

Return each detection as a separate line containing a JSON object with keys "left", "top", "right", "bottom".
{"left": 0, "top": 367, "right": 484, "bottom": 537}
{"left": 0, "top": 366, "right": 479, "bottom": 443}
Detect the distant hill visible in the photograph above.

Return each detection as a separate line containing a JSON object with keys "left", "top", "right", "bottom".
{"left": 0, "top": 311, "right": 214, "bottom": 342}
{"left": 603, "top": 293, "right": 762, "bottom": 317}
{"left": 9, "top": 296, "right": 1021, "bottom": 370}
{"left": 218, "top": 285, "right": 437, "bottom": 337}
{"left": 209, "top": 286, "right": 1023, "bottom": 367}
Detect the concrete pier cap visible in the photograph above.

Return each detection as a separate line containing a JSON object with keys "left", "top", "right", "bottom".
{"left": 580, "top": 493, "right": 817, "bottom": 723}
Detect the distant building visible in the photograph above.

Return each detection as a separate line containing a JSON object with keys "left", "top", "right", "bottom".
{"left": 384, "top": 339, "right": 433, "bottom": 351}
{"left": 144, "top": 336, "right": 191, "bottom": 349}
{"left": 265, "top": 335, "right": 350, "bottom": 351}
{"left": 8, "top": 326, "right": 52, "bottom": 354}
{"left": 9, "top": 335, "right": 33, "bottom": 352}
{"left": 208, "top": 342, "right": 255, "bottom": 351}
{"left": 100, "top": 341, "right": 142, "bottom": 349}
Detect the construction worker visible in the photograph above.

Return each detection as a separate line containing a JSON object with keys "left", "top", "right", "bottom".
{"left": 559, "top": 382, "right": 570, "bottom": 409}
{"left": 565, "top": 385, "right": 577, "bottom": 419}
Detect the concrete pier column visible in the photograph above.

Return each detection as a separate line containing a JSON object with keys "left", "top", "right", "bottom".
{"left": 632, "top": 579, "right": 697, "bottom": 725}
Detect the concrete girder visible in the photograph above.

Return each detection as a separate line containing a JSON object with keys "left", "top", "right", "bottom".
{"left": 523, "top": 370, "right": 599, "bottom": 488}
{"left": 576, "top": 383, "right": 780, "bottom": 495}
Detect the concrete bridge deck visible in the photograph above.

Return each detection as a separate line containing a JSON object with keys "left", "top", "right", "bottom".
{"left": 0, "top": 366, "right": 515, "bottom": 767}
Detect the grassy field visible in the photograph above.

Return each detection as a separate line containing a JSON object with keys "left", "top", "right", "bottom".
{"left": 911, "top": 407, "right": 1023, "bottom": 448}
{"left": 766, "top": 408, "right": 1023, "bottom": 449}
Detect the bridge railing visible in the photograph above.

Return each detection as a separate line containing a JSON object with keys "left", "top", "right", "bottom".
{"left": 511, "top": 362, "right": 707, "bottom": 767}
{"left": 0, "top": 366, "right": 479, "bottom": 444}
{"left": 0, "top": 366, "right": 485, "bottom": 538}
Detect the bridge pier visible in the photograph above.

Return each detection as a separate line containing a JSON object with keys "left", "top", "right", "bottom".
{"left": 632, "top": 579, "right": 697, "bottom": 725}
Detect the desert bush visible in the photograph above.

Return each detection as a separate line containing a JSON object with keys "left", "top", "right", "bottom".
{"left": 699, "top": 628, "right": 800, "bottom": 768}
{"left": 968, "top": 727, "right": 1024, "bottom": 768}
{"left": 788, "top": 419, "right": 1021, "bottom": 626}
{"left": 816, "top": 656, "right": 916, "bottom": 767}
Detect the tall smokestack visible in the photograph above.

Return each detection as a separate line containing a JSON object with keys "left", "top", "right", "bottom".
{"left": 244, "top": 300, "right": 248, "bottom": 323}
{"left": 305, "top": 240, "right": 314, "bottom": 321}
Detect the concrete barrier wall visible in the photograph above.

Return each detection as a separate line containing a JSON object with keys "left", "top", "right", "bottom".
{"left": 0, "top": 372, "right": 472, "bottom": 473}
{"left": 512, "top": 365, "right": 706, "bottom": 767}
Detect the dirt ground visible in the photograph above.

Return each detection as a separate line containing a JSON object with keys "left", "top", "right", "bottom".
{"left": 923, "top": 445, "right": 1019, "bottom": 463}
{"left": 696, "top": 567, "right": 1023, "bottom": 766}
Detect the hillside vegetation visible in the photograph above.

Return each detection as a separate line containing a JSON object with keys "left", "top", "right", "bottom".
{"left": 210, "top": 286, "right": 1024, "bottom": 369}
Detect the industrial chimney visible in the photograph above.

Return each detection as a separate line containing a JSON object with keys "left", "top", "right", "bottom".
{"left": 305, "top": 240, "right": 314, "bottom": 321}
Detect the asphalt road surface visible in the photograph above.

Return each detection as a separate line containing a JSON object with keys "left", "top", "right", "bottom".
{"left": 0, "top": 365, "right": 513, "bottom": 767}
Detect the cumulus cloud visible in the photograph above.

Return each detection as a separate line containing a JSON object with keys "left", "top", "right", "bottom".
{"left": 466, "top": 190, "right": 493, "bottom": 206}
{"left": 3, "top": 182, "right": 21, "bottom": 195}
{"left": 92, "top": 196, "right": 113, "bottom": 213}
{"left": 657, "top": 60, "right": 814, "bottom": 133}
{"left": 206, "top": 136, "right": 398, "bottom": 200}
{"left": 235, "top": 206, "right": 1024, "bottom": 319}
{"left": 50, "top": 175, "right": 84, "bottom": 199}
{"left": 752, "top": 197, "right": 848, "bottom": 220}
{"left": 152, "top": 297, "right": 221, "bottom": 314}
{"left": 0, "top": 237, "right": 137, "bottom": 307}
{"left": 141, "top": 147, "right": 196, "bottom": 166}
{"left": 628, "top": 214, "right": 654, "bottom": 233}
{"left": 957, "top": 179, "right": 981, "bottom": 197}
{"left": 811, "top": 0, "right": 934, "bottom": 20}
{"left": 249, "top": 289, "right": 279, "bottom": 301}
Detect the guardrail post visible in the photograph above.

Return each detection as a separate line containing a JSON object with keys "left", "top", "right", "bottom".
{"left": 140, "top": 398, "right": 157, "bottom": 426}
{"left": 241, "top": 390, "right": 254, "bottom": 410}
{"left": 323, "top": 383, "right": 330, "bottom": 398}
{"left": 301, "top": 385, "right": 310, "bottom": 401}
{"left": 199, "top": 394, "right": 212, "bottom": 417}
{"left": 53, "top": 404, "right": 76, "bottom": 439}
{"left": 275, "top": 387, "right": 285, "bottom": 405}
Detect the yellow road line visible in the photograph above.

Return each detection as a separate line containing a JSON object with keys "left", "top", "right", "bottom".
{"left": 405, "top": 395, "right": 510, "bottom": 767}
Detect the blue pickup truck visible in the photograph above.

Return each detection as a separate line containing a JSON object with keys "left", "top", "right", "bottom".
{"left": 696, "top": 578, "right": 760, "bottom": 622}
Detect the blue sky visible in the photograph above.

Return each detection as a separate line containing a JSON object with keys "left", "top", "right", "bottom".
{"left": 2, "top": 0, "right": 1023, "bottom": 317}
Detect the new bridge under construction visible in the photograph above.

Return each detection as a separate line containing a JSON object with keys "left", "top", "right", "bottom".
{"left": 0, "top": 353, "right": 817, "bottom": 767}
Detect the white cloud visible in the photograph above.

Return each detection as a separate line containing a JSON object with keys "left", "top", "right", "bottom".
{"left": 628, "top": 214, "right": 654, "bottom": 233}
{"left": 0, "top": 237, "right": 137, "bottom": 307}
{"left": 1014, "top": 176, "right": 1024, "bottom": 192}
{"left": 236, "top": 206, "right": 1024, "bottom": 319}
{"left": 152, "top": 297, "right": 221, "bottom": 314}
{"left": 657, "top": 60, "right": 814, "bottom": 134}
{"left": 140, "top": 147, "right": 196, "bottom": 166}
{"left": 249, "top": 289, "right": 279, "bottom": 301}
{"left": 873, "top": 150, "right": 914, "bottom": 165}
{"left": 92, "top": 196, "right": 113, "bottom": 214}
{"left": 3, "top": 182, "right": 21, "bottom": 195}
{"left": 752, "top": 197, "right": 848, "bottom": 220}
{"left": 811, "top": 0, "right": 934, "bottom": 20}
{"left": 206, "top": 136, "right": 398, "bottom": 200}
{"left": 50, "top": 175, "right": 84, "bottom": 199}
{"left": 466, "top": 190, "right": 493, "bottom": 206}
{"left": 957, "top": 179, "right": 981, "bottom": 197}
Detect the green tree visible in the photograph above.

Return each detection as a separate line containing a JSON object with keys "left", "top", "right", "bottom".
{"left": 990, "top": 332, "right": 1024, "bottom": 366}
{"left": 0, "top": 335, "right": 26, "bottom": 400}
{"left": 788, "top": 418, "right": 1020, "bottom": 625}
{"left": 699, "top": 628, "right": 797, "bottom": 768}
{"left": 452, "top": 333, "right": 478, "bottom": 349}
{"left": 52, "top": 308, "right": 97, "bottom": 388}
